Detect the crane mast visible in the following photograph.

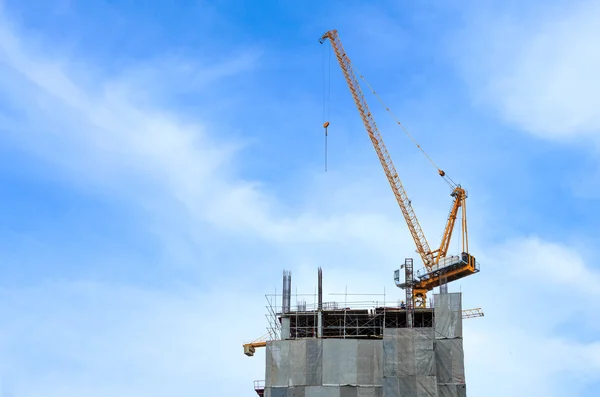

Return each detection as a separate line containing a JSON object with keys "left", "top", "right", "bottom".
{"left": 320, "top": 29, "right": 479, "bottom": 307}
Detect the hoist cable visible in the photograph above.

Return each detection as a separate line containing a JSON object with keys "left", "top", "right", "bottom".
{"left": 355, "top": 69, "right": 458, "bottom": 189}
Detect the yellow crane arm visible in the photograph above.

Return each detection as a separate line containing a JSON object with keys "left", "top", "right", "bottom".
{"left": 435, "top": 187, "right": 467, "bottom": 263}
{"left": 243, "top": 341, "right": 267, "bottom": 357}
{"left": 319, "top": 29, "right": 434, "bottom": 270}
{"left": 242, "top": 332, "right": 271, "bottom": 357}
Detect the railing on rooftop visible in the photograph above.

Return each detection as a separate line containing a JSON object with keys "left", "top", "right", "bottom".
{"left": 253, "top": 380, "right": 265, "bottom": 396}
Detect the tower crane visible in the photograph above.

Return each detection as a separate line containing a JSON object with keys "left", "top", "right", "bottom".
{"left": 319, "top": 29, "right": 480, "bottom": 308}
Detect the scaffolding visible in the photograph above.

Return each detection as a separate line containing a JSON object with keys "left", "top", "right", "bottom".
{"left": 265, "top": 289, "right": 434, "bottom": 342}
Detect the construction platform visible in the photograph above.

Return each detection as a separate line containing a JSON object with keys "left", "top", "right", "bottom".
{"left": 285, "top": 306, "right": 434, "bottom": 339}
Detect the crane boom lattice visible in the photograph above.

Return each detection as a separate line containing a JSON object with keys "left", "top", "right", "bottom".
{"left": 319, "top": 30, "right": 434, "bottom": 270}
{"left": 320, "top": 29, "right": 480, "bottom": 308}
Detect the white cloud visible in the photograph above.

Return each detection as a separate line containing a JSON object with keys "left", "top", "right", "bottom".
{"left": 456, "top": 0, "right": 600, "bottom": 141}
{"left": 472, "top": 235, "right": 600, "bottom": 328}
{"left": 501, "top": 236, "right": 600, "bottom": 297}
{"left": 454, "top": 236, "right": 600, "bottom": 397}
{"left": 462, "top": 235, "right": 600, "bottom": 396}
{"left": 0, "top": 281, "right": 268, "bottom": 397}
{"left": 465, "top": 325, "right": 600, "bottom": 396}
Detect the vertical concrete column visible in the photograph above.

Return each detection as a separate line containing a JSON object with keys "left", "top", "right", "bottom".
{"left": 281, "top": 317, "right": 291, "bottom": 339}
{"left": 317, "top": 312, "right": 323, "bottom": 338}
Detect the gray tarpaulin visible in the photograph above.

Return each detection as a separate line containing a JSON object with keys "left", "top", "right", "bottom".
{"left": 383, "top": 329, "right": 417, "bottom": 376}
{"left": 396, "top": 329, "right": 417, "bottom": 376}
{"left": 271, "top": 387, "right": 288, "bottom": 397}
{"left": 416, "top": 376, "right": 438, "bottom": 396}
{"left": 356, "top": 388, "right": 373, "bottom": 397}
{"left": 415, "top": 328, "right": 434, "bottom": 350}
{"left": 290, "top": 340, "right": 307, "bottom": 386}
{"left": 437, "top": 384, "right": 467, "bottom": 397}
{"left": 323, "top": 339, "right": 358, "bottom": 386}
{"left": 306, "top": 339, "right": 323, "bottom": 386}
{"left": 340, "top": 386, "right": 358, "bottom": 397}
{"left": 384, "top": 328, "right": 436, "bottom": 377}
{"left": 269, "top": 341, "right": 291, "bottom": 387}
{"left": 437, "top": 385, "right": 454, "bottom": 397}
{"left": 357, "top": 340, "right": 380, "bottom": 385}
{"left": 357, "top": 387, "right": 382, "bottom": 397}
{"left": 268, "top": 339, "right": 382, "bottom": 391}
{"left": 382, "top": 328, "right": 438, "bottom": 397}
{"left": 415, "top": 329, "right": 436, "bottom": 376}
{"left": 373, "top": 342, "right": 383, "bottom": 384}
{"left": 373, "top": 342, "right": 383, "bottom": 386}
{"left": 383, "top": 329, "right": 399, "bottom": 377}
{"left": 382, "top": 377, "right": 399, "bottom": 397}
{"left": 434, "top": 293, "right": 462, "bottom": 339}
{"left": 266, "top": 342, "right": 273, "bottom": 386}
{"left": 305, "top": 386, "right": 341, "bottom": 397}
{"left": 435, "top": 339, "right": 465, "bottom": 384}
{"left": 416, "top": 347, "right": 436, "bottom": 376}
{"left": 269, "top": 387, "right": 308, "bottom": 397}
{"left": 291, "top": 386, "right": 306, "bottom": 397}
{"left": 398, "top": 375, "right": 417, "bottom": 396}
{"left": 433, "top": 292, "right": 466, "bottom": 395}
{"left": 435, "top": 340, "right": 452, "bottom": 384}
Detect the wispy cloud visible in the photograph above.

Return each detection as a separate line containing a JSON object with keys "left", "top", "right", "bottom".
{"left": 0, "top": 280, "right": 268, "bottom": 397}
{"left": 454, "top": 0, "right": 600, "bottom": 142}
{"left": 464, "top": 235, "right": 600, "bottom": 396}
{"left": 0, "top": 4, "right": 450, "bottom": 279}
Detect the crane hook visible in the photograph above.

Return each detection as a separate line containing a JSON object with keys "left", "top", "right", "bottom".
{"left": 323, "top": 121, "right": 330, "bottom": 172}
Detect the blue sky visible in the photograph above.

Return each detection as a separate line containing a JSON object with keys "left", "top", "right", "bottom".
{"left": 0, "top": 0, "right": 599, "bottom": 396}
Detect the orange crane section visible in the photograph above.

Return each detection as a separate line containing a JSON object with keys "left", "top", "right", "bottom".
{"left": 319, "top": 29, "right": 479, "bottom": 307}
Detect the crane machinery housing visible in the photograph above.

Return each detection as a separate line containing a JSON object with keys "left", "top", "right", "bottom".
{"left": 319, "top": 29, "right": 480, "bottom": 308}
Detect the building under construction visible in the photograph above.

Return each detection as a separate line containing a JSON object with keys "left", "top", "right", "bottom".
{"left": 249, "top": 267, "right": 470, "bottom": 397}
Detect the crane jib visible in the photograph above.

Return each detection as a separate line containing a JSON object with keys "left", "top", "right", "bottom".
{"left": 319, "top": 29, "right": 479, "bottom": 307}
